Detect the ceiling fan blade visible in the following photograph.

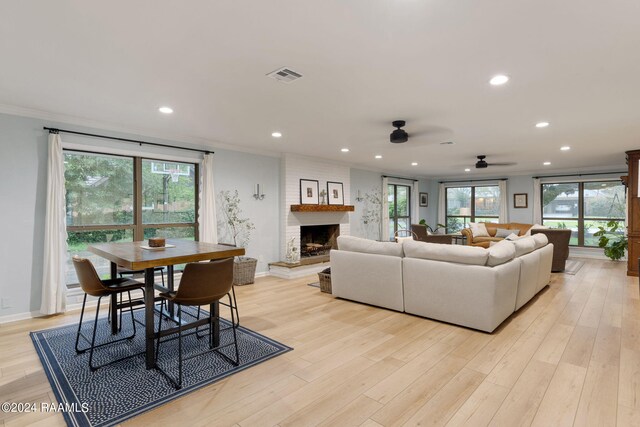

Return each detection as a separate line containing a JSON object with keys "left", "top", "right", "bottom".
{"left": 486, "top": 162, "right": 517, "bottom": 166}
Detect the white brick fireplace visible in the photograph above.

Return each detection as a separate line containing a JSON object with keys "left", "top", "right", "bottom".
{"left": 279, "top": 153, "right": 351, "bottom": 262}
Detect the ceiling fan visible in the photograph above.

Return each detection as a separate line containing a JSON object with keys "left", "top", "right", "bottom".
{"left": 390, "top": 120, "right": 409, "bottom": 143}
{"left": 474, "top": 155, "right": 516, "bottom": 169}
{"left": 389, "top": 120, "right": 453, "bottom": 145}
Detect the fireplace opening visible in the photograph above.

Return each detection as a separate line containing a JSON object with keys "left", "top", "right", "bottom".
{"left": 300, "top": 224, "right": 340, "bottom": 257}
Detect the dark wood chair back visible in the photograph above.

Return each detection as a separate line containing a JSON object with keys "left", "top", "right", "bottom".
{"left": 72, "top": 256, "right": 109, "bottom": 297}
{"left": 173, "top": 258, "right": 234, "bottom": 306}
{"left": 411, "top": 224, "right": 429, "bottom": 241}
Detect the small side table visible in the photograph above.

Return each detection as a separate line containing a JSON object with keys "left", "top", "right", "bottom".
{"left": 450, "top": 234, "right": 467, "bottom": 245}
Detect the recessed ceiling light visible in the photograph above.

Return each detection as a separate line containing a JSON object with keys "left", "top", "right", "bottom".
{"left": 411, "top": 162, "right": 418, "bottom": 166}
{"left": 489, "top": 74, "right": 509, "bottom": 86}
{"left": 535, "top": 122, "right": 550, "bottom": 128}
{"left": 271, "top": 132, "right": 282, "bottom": 138}
{"left": 375, "top": 155, "right": 382, "bottom": 159}
{"left": 560, "top": 146, "right": 571, "bottom": 151}
{"left": 465, "top": 168, "right": 471, "bottom": 172}
{"left": 158, "top": 106, "right": 173, "bottom": 114}
{"left": 341, "top": 148, "right": 350, "bottom": 152}
{"left": 543, "top": 161, "right": 551, "bottom": 166}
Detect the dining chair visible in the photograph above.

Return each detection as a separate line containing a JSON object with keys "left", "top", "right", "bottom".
{"left": 155, "top": 258, "right": 239, "bottom": 389}
{"left": 72, "top": 256, "right": 144, "bottom": 371}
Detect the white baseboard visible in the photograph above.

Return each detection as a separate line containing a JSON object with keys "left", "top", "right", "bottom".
{"left": 0, "top": 310, "right": 41, "bottom": 324}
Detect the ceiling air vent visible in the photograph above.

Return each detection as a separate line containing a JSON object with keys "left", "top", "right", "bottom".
{"left": 266, "top": 67, "right": 303, "bottom": 83}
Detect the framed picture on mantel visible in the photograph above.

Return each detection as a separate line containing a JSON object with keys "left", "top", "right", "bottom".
{"left": 300, "top": 179, "right": 319, "bottom": 205}
{"left": 327, "top": 181, "right": 344, "bottom": 205}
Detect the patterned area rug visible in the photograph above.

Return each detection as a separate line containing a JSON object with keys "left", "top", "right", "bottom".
{"left": 563, "top": 259, "right": 585, "bottom": 275}
{"left": 30, "top": 306, "right": 291, "bottom": 427}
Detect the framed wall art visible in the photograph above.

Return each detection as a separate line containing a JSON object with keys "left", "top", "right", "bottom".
{"left": 513, "top": 193, "right": 528, "bottom": 208}
{"left": 419, "top": 192, "right": 428, "bottom": 207}
{"left": 300, "top": 179, "right": 319, "bottom": 204}
{"left": 327, "top": 181, "right": 344, "bottom": 205}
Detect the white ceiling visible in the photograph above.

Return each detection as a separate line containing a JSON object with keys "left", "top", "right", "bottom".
{"left": 1, "top": 1, "right": 639, "bottom": 177}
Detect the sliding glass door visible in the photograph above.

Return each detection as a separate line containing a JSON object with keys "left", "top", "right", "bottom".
{"left": 387, "top": 184, "right": 411, "bottom": 240}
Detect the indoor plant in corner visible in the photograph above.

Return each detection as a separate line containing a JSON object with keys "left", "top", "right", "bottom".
{"left": 219, "top": 190, "right": 257, "bottom": 285}
{"left": 593, "top": 220, "right": 628, "bottom": 261}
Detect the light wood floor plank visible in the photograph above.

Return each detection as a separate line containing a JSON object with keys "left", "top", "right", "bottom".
{"left": 530, "top": 362, "right": 587, "bottom": 427}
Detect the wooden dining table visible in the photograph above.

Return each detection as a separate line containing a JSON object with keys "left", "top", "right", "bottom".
{"left": 88, "top": 240, "right": 245, "bottom": 369}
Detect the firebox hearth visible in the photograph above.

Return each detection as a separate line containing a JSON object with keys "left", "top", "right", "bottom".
{"left": 300, "top": 224, "right": 340, "bottom": 258}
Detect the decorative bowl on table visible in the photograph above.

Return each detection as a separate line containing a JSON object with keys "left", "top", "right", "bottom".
{"left": 148, "top": 237, "right": 166, "bottom": 248}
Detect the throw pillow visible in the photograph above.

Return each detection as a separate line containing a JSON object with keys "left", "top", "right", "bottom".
{"left": 469, "top": 222, "right": 490, "bottom": 237}
{"left": 495, "top": 228, "right": 512, "bottom": 238}
{"left": 504, "top": 233, "right": 520, "bottom": 241}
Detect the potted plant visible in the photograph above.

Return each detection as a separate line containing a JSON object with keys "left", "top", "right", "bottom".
{"left": 593, "top": 220, "right": 628, "bottom": 261}
{"left": 218, "top": 190, "right": 257, "bottom": 285}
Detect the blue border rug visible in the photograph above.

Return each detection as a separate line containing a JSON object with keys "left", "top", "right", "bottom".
{"left": 30, "top": 306, "right": 291, "bottom": 427}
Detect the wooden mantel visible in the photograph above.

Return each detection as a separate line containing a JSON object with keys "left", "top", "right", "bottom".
{"left": 290, "top": 204, "right": 355, "bottom": 212}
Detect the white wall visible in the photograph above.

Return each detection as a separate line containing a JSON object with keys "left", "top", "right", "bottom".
{"left": 0, "top": 112, "right": 280, "bottom": 320}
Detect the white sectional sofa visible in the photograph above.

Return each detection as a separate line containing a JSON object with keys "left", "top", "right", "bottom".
{"left": 330, "top": 234, "right": 553, "bottom": 332}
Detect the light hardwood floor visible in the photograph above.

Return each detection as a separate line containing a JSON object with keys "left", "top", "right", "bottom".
{"left": 1, "top": 258, "right": 639, "bottom": 426}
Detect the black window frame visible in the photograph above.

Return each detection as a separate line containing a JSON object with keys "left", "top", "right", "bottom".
{"left": 540, "top": 180, "right": 625, "bottom": 247}
{"left": 445, "top": 185, "right": 500, "bottom": 233}
{"left": 387, "top": 183, "right": 411, "bottom": 240}
{"left": 64, "top": 149, "right": 199, "bottom": 286}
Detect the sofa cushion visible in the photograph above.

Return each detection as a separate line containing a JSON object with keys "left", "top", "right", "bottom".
{"left": 532, "top": 233, "right": 548, "bottom": 249}
{"left": 511, "top": 236, "right": 536, "bottom": 257}
{"left": 469, "top": 222, "right": 490, "bottom": 237}
{"left": 487, "top": 240, "right": 516, "bottom": 266}
{"left": 505, "top": 233, "right": 521, "bottom": 241}
{"left": 511, "top": 223, "right": 534, "bottom": 236}
{"left": 495, "top": 228, "right": 512, "bottom": 238}
{"left": 337, "top": 235, "right": 404, "bottom": 257}
{"left": 403, "top": 240, "right": 489, "bottom": 265}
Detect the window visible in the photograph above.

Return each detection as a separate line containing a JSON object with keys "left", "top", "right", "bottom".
{"left": 64, "top": 151, "right": 198, "bottom": 284}
{"left": 387, "top": 184, "right": 411, "bottom": 240}
{"left": 541, "top": 180, "right": 625, "bottom": 246}
{"left": 445, "top": 185, "right": 500, "bottom": 233}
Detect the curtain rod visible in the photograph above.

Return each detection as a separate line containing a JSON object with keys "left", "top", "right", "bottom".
{"left": 44, "top": 127, "right": 213, "bottom": 155}
{"left": 533, "top": 171, "right": 626, "bottom": 179}
{"left": 439, "top": 178, "right": 508, "bottom": 184}
{"left": 382, "top": 175, "right": 418, "bottom": 182}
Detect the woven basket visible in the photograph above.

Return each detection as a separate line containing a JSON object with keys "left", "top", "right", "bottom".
{"left": 233, "top": 257, "right": 258, "bottom": 286}
{"left": 318, "top": 272, "right": 332, "bottom": 293}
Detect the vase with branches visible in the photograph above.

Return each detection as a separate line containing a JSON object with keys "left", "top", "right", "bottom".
{"left": 218, "top": 190, "right": 257, "bottom": 285}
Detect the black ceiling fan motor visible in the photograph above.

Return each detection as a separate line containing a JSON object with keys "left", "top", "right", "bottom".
{"left": 475, "top": 155, "right": 488, "bottom": 168}
{"left": 390, "top": 120, "right": 408, "bottom": 143}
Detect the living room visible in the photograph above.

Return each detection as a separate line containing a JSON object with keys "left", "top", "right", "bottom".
{"left": 1, "top": 2, "right": 639, "bottom": 426}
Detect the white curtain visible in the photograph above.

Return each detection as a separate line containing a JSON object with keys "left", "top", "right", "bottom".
{"left": 198, "top": 153, "right": 218, "bottom": 243}
{"left": 499, "top": 180, "right": 508, "bottom": 223}
{"left": 40, "top": 133, "right": 67, "bottom": 315}
{"left": 411, "top": 181, "right": 420, "bottom": 226}
{"left": 438, "top": 183, "right": 446, "bottom": 231}
{"left": 382, "top": 177, "right": 390, "bottom": 241}
{"left": 532, "top": 178, "right": 542, "bottom": 224}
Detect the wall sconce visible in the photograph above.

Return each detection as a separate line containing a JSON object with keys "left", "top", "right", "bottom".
{"left": 253, "top": 184, "right": 265, "bottom": 200}
{"left": 355, "top": 189, "right": 364, "bottom": 202}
